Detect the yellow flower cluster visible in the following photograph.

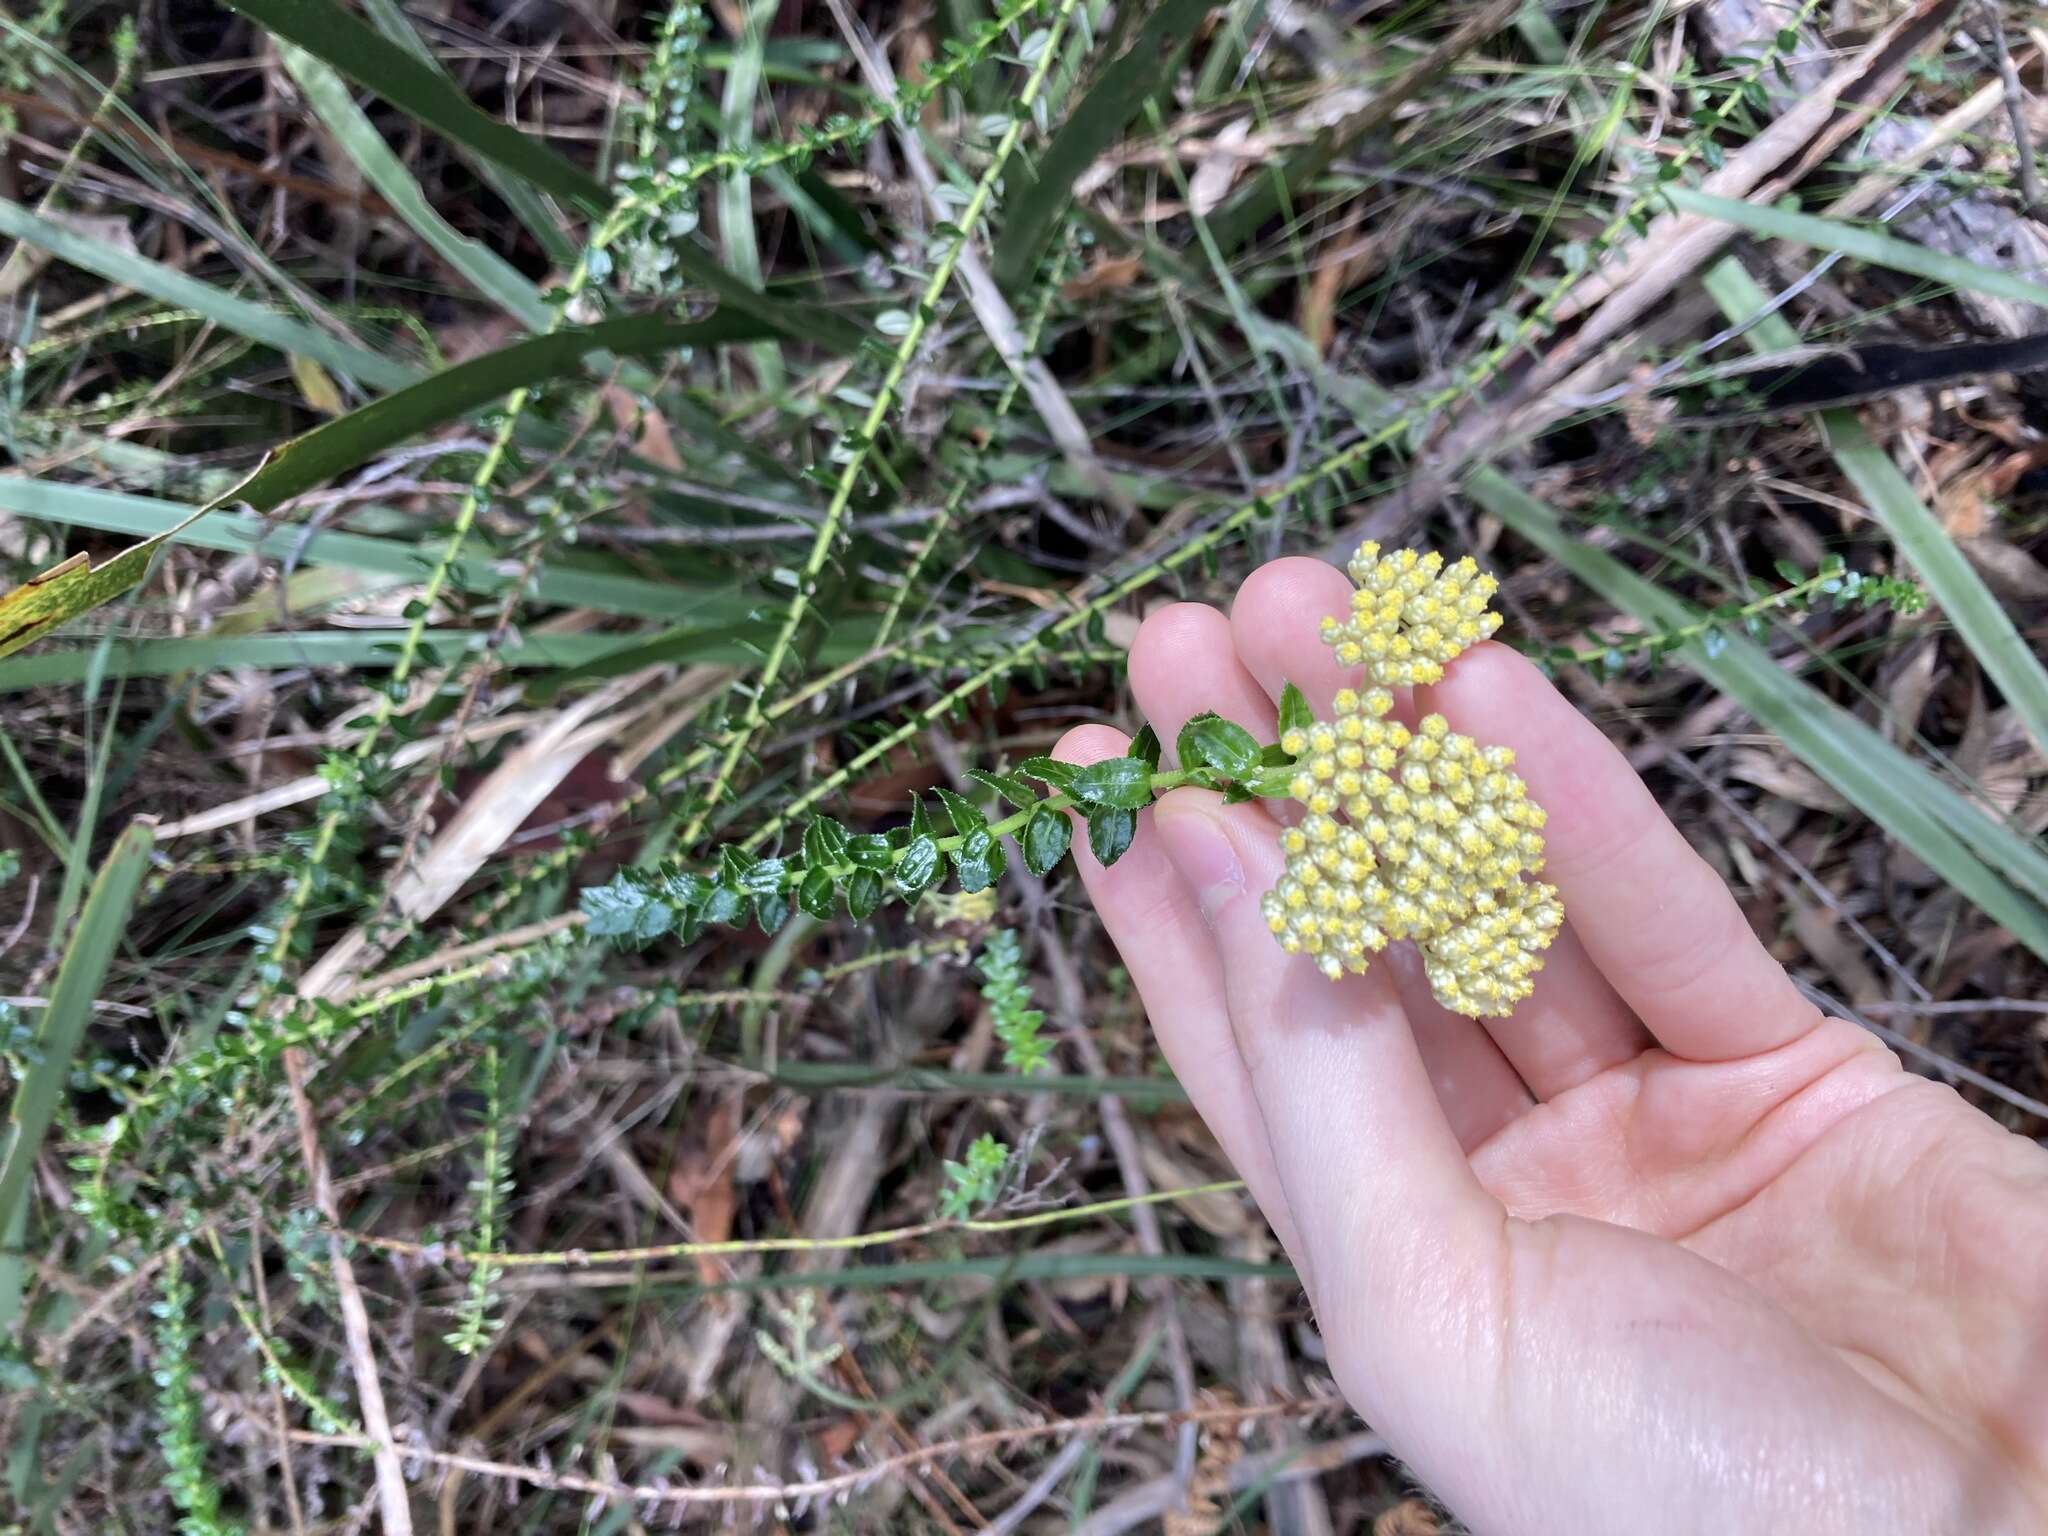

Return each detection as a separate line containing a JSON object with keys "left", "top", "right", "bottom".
{"left": 1260, "top": 545, "right": 1563, "bottom": 1017}
{"left": 1322, "top": 543, "right": 1503, "bottom": 686}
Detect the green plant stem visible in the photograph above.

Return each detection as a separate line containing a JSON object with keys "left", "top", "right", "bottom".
{"left": 732, "top": 764, "right": 1292, "bottom": 898}
{"left": 1545, "top": 565, "right": 1892, "bottom": 669}
{"left": 663, "top": 0, "right": 1053, "bottom": 185}
{"left": 871, "top": 242, "right": 1074, "bottom": 650}
{"left": 341, "top": 1176, "right": 1249, "bottom": 1267}
{"left": 682, "top": 0, "right": 1086, "bottom": 848}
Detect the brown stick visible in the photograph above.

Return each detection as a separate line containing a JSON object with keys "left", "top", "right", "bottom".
{"left": 282, "top": 1046, "right": 417, "bottom": 1535}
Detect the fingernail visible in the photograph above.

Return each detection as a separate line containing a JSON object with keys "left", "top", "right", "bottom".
{"left": 1155, "top": 799, "right": 1244, "bottom": 926}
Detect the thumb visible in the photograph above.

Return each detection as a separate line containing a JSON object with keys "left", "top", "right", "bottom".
{"left": 1150, "top": 789, "right": 1502, "bottom": 1407}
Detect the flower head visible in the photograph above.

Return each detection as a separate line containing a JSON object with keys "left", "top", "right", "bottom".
{"left": 1260, "top": 543, "right": 1562, "bottom": 1017}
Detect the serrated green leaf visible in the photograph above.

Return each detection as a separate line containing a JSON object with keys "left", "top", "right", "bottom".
{"left": 660, "top": 870, "right": 710, "bottom": 909}
{"left": 797, "top": 866, "right": 837, "bottom": 920}
{"left": 909, "top": 793, "right": 938, "bottom": 842}
{"left": 1175, "top": 711, "right": 1219, "bottom": 771}
{"left": 967, "top": 769, "right": 1036, "bottom": 811}
{"left": 897, "top": 835, "right": 940, "bottom": 892}
{"left": 845, "top": 867, "right": 883, "bottom": 919}
{"left": 579, "top": 876, "right": 671, "bottom": 941}
{"left": 719, "top": 846, "right": 759, "bottom": 885}
{"left": 1086, "top": 806, "right": 1137, "bottom": 867}
{"left": 1018, "top": 755, "right": 1078, "bottom": 794}
{"left": 1184, "top": 716, "right": 1260, "bottom": 778}
{"left": 701, "top": 885, "right": 744, "bottom": 927}
{"left": 843, "top": 833, "right": 894, "bottom": 872}
{"left": 802, "top": 816, "right": 850, "bottom": 868}
{"left": 755, "top": 890, "right": 791, "bottom": 934}
{"left": 1129, "top": 723, "right": 1161, "bottom": 770}
{"left": 1022, "top": 809, "right": 1071, "bottom": 876}
{"left": 955, "top": 828, "right": 1005, "bottom": 893}
{"left": 1069, "top": 756, "right": 1152, "bottom": 810}
{"left": 933, "top": 786, "right": 987, "bottom": 836}
{"left": 736, "top": 856, "right": 786, "bottom": 898}
{"left": 1277, "top": 681, "right": 1314, "bottom": 738}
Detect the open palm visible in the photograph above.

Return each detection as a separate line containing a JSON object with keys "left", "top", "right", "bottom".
{"left": 1056, "top": 556, "right": 2048, "bottom": 1534}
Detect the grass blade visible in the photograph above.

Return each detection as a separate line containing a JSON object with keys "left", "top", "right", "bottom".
{"left": 0, "top": 195, "right": 412, "bottom": 392}
{"left": 0, "top": 629, "right": 655, "bottom": 691}
{"left": 0, "top": 477, "right": 760, "bottom": 625}
{"left": 0, "top": 819, "right": 155, "bottom": 1286}
{"left": 278, "top": 42, "right": 552, "bottom": 329}
{"left": 1667, "top": 187, "right": 2048, "bottom": 311}
{"left": 1700, "top": 257, "right": 2048, "bottom": 755}
{"left": 353, "top": 0, "right": 577, "bottom": 266}
{"left": 222, "top": 0, "right": 863, "bottom": 352}
{"left": 230, "top": 313, "right": 772, "bottom": 512}
{"left": 220, "top": 0, "right": 607, "bottom": 209}
{"left": 991, "top": 0, "right": 1213, "bottom": 291}
{"left": 0, "top": 541, "right": 165, "bottom": 660}
{"left": 718, "top": 0, "right": 787, "bottom": 394}
{"left": 0, "top": 312, "right": 772, "bottom": 655}
{"left": 1464, "top": 466, "right": 2048, "bottom": 960}
{"left": 1207, "top": 0, "right": 1522, "bottom": 256}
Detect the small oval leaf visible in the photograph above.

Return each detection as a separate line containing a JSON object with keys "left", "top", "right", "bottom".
{"left": 1277, "top": 681, "right": 1314, "bottom": 739}
{"left": 737, "top": 856, "right": 786, "bottom": 897}
{"left": 934, "top": 786, "right": 987, "bottom": 835}
{"left": 797, "top": 866, "right": 837, "bottom": 920}
{"left": 967, "top": 769, "right": 1036, "bottom": 811}
{"left": 843, "top": 833, "right": 894, "bottom": 872}
{"left": 1069, "top": 756, "right": 1151, "bottom": 810}
{"left": 1022, "top": 809, "right": 1071, "bottom": 876}
{"left": 1018, "top": 755, "right": 1078, "bottom": 794}
{"left": 802, "top": 816, "right": 849, "bottom": 868}
{"left": 897, "top": 835, "right": 940, "bottom": 892}
{"left": 1129, "top": 723, "right": 1161, "bottom": 770}
{"left": 954, "top": 827, "right": 1005, "bottom": 893}
{"left": 1086, "top": 806, "right": 1136, "bottom": 866}
{"left": 845, "top": 867, "right": 883, "bottom": 919}
{"left": 1185, "top": 716, "right": 1260, "bottom": 779}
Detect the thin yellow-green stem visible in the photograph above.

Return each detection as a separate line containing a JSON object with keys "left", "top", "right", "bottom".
{"left": 341, "top": 1177, "right": 1248, "bottom": 1268}
{"left": 682, "top": 0, "right": 1086, "bottom": 847}
{"left": 258, "top": 220, "right": 624, "bottom": 967}
{"left": 873, "top": 243, "right": 1075, "bottom": 651}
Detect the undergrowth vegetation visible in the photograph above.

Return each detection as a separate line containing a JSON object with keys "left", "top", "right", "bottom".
{"left": 2, "top": 0, "right": 2047, "bottom": 1529}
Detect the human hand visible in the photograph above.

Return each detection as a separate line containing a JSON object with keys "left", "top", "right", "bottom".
{"left": 1055, "top": 556, "right": 2048, "bottom": 1534}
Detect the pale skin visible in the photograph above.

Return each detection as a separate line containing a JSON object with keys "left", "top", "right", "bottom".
{"left": 1053, "top": 556, "right": 2048, "bottom": 1535}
